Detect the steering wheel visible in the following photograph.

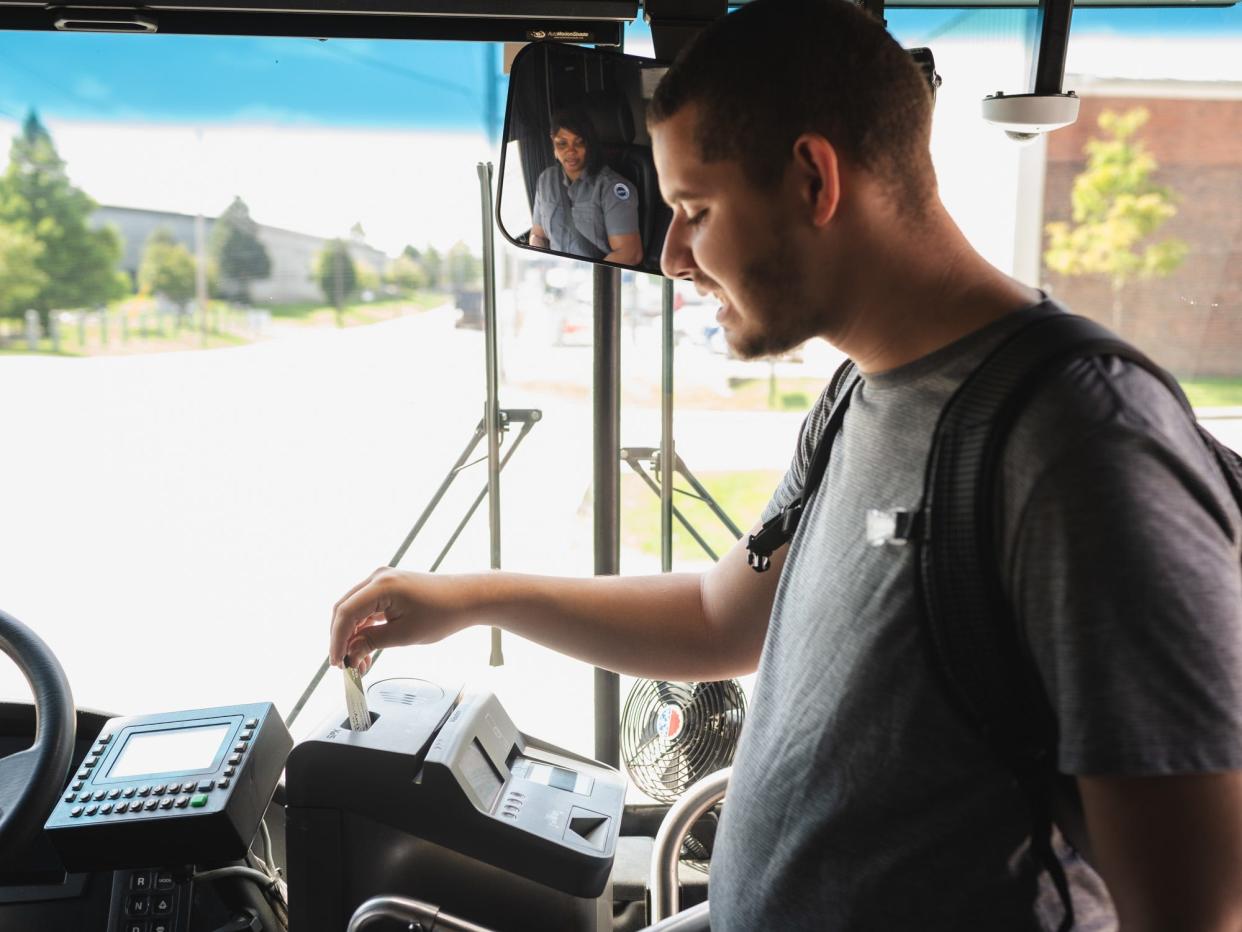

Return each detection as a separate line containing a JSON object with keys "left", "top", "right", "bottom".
{"left": 0, "top": 608, "right": 75, "bottom": 856}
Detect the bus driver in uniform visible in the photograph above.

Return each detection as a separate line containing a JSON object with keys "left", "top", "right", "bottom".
{"left": 529, "top": 109, "right": 643, "bottom": 266}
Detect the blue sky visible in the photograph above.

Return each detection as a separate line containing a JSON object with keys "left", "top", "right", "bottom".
{"left": 0, "top": 6, "right": 1238, "bottom": 133}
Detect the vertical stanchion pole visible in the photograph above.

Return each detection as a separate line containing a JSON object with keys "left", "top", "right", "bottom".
{"left": 478, "top": 161, "right": 505, "bottom": 667}
{"left": 593, "top": 263, "right": 622, "bottom": 768}
{"left": 660, "top": 278, "right": 675, "bottom": 574}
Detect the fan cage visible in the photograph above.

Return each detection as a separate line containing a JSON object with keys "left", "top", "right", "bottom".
{"left": 620, "top": 679, "right": 746, "bottom": 805}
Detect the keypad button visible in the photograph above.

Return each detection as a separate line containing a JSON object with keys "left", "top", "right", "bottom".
{"left": 241, "top": 727, "right": 255, "bottom": 740}
{"left": 227, "top": 753, "right": 242, "bottom": 766}
{"left": 217, "top": 778, "right": 231, "bottom": 790}
{"left": 223, "top": 767, "right": 236, "bottom": 778}
{"left": 152, "top": 893, "right": 174, "bottom": 916}
{"left": 123, "top": 786, "right": 137, "bottom": 798}
{"left": 85, "top": 804, "right": 99, "bottom": 816}
{"left": 99, "top": 732, "right": 112, "bottom": 742}
{"left": 83, "top": 758, "right": 97, "bottom": 769}
{"left": 151, "top": 922, "right": 170, "bottom": 932}
{"left": 175, "top": 796, "right": 190, "bottom": 808}
{"left": 138, "top": 786, "right": 152, "bottom": 797}
{"left": 159, "top": 798, "right": 174, "bottom": 809}
{"left": 154, "top": 872, "right": 175, "bottom": 891}
{"left": 233, "top": 743, "right": 246, "bottom": 753}
{"left": 76, "top": 769, "right": 90, "bottom": 780}
{"left": 245, "top": 718, "right": 259, "bottom": 728}
{"left": 100, "top": 803, "right": 113, "bottom": 814}
{"left": 88, "top": 748, "right": 103, "bottom": 759}
{"left": 151, "top": 785, "right": 166, "bottom": 796}
{"left": 71, "top": 781, "right": 84, "bottom": 792}
{"left": 127, "top": 893, "right": 151, "bottom": 915}
{"left": 123, "top": 922, "right": 146, "bottom": 932}
{"left": 64, "top": 792, "right": 76, "bottom": 803}
{"left": 143, "top": 799, "right": 158, "bottom": 811}
{"left": 197, "top": 780, "right": 214, "bottom": 793}
{"left": 92, "top": 790, "right": 107, "bottom": 801}
{"left": 108, "top": 788, "right": 121, "bottom": 799}
{"left": 190, "top": 794, "right": 208, "bottom": 808}
{"left": 70, "top": 805, "right": 85, "bottom": 817}
{"left": 165, "top": 782, "right": 181, "bottom": 794}
{"left": 130, "top": 804, "right": 144, "bottom": 816}
{"left": 116, "top": 801, "right": 129, "bottom": 813}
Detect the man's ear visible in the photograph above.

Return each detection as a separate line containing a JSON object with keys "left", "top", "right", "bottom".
{"left": 791, "top": 134, "right": 841, "bottom": 228}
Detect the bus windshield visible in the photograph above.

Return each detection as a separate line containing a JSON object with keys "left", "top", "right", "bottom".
{"left": 0, "top": 10, "right": 1239, "bottom": 790}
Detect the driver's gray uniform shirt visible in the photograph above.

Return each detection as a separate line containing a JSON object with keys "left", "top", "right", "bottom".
{"left": 709, "top": 303, "right": 1242, "bottom": 930}
{"left": 531, "top": 165, "right": 638, "bottom": 258}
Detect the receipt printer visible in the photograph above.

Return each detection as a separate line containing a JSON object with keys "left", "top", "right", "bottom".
{"left": 285, "top": 678, "right": 625, "bottom": 932}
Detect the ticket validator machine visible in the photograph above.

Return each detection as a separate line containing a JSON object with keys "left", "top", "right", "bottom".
{"left": 286, "top": 677, "right": 626, "bottom": 932}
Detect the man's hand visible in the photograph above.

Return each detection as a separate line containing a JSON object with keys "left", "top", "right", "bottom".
{"left": 1079, "top": 771, "right": 1242, "bottom": 931}
{"left": 330, "top": 568, "right": 476, "bottom": 674}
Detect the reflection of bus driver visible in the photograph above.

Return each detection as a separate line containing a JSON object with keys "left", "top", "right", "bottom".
{"left": 530, "top": 110, "right": 643, "bottom": 265}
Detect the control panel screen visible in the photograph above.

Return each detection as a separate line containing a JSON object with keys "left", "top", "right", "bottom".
{"left": 108, "top": 723, "right": 231, "bottom": 780}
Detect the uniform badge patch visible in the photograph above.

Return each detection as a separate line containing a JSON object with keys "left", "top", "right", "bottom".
{"left": 613, "top": 182, "right": 631, "bottom": 201}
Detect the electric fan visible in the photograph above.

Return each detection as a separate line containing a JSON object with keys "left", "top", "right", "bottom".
{"left": 620, "top": 679, "right": 746, "bottom": 802}
{"left": 621, "top": 679, "right": 746, "bottom": 870}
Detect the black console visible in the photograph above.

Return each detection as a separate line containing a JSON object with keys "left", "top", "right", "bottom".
{"left": 45, "top": 703, "right": 292, "bottom": 872}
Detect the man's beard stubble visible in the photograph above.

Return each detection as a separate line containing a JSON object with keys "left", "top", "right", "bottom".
{"left": 729, "top": 235, "right": 821, "bottom": 360}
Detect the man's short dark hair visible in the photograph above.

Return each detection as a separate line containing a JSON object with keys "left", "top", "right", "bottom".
{"left": 550, "top": 107, "right": 604, "bottom": 175}
{"left": 649, "top": 0, "right": 936, "bottom": 214}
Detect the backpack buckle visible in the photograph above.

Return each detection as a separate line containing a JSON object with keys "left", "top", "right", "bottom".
{"left": 746, "top": 501, "right": 803, "bottom": 572}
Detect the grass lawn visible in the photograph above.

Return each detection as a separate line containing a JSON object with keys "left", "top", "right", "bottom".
{"left": 622, "top": 468, "right": 784, "bottom": 563}
{"left": 1179, "top": 378, "right": 1242, "bottom": 409}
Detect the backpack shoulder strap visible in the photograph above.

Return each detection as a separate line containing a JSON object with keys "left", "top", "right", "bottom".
{"left": 918, "top": 309, "right": 1230, "bottom": 932}
{"left": 746, "top": 358, "right": 860, "bottom": 572}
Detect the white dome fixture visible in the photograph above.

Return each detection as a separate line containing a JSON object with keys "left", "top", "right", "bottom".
{"left": 983, "top": 0, "right": 1081, "bottom": 142}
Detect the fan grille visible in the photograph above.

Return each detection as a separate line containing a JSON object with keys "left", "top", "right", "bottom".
{"left": 620, "top": 679, "right": 746, "bottom": 804}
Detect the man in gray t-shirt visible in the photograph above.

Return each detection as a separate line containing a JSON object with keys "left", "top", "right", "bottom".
{"left": 328, "top": 1, "right": 1242, "bottom": 928}
{"left": 709, "top": 299, "right": 1242, "bottom": 930}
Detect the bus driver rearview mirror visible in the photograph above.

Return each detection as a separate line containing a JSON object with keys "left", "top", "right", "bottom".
{"left": 497, "top": 43, "right": 671, "bottom": 275}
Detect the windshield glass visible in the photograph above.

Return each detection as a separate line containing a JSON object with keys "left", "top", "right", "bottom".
{"left": 0, "top": 11, "right": 1239, "bottom": 781}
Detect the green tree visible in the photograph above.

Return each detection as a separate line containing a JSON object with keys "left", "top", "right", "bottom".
{"left": 0, "top": 111, "right": 126, "bottom": 324}
{"left": 315, "top": 239, "right": 357, "bottom": 327}
{"left": 1044, "top": 108, "right": 1188, "bottom": 335}
{"left": 386, "top": 253, "right": 427, "bottom": 293}
{"left": 210, "top": 196, "right": 271, "bottom": 304}
{"left": 138, "top": 227, "right": 196, "bottom": 313}
{"left": 445, "top": 241, "right": 482, "bottom": 293}
{"left": 0, "top": 223, "right": 47, "bottom": 321}
{"left": 421, "top": 245, "right": 443, "bottom": 290}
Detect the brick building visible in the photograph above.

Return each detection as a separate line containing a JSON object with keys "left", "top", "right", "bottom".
{"left": 1042, "top": 78, "right": 1242, "bottom": 377}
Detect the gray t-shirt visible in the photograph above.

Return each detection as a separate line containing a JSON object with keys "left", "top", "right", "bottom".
{"left": 531, "top": 164, "right": 639, "bottom": 259}
{"left": 709, "top": 302, "right": 1242, "bottom": 930}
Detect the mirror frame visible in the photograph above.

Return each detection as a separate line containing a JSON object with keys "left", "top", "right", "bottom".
{"left": 496, "top": 41, "right": 672, "bottom": 275}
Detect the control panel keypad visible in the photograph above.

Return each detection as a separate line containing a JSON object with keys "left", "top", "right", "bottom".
{"left": 113, "top": 869, "right": 188, "bottom": 932}
{"left": 60, "top": 716, "right": 253, "bottom": 829}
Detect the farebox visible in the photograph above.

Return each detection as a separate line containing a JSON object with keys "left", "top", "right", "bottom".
{"left": 285, "top": 677, "right": 625, "bottom": 932}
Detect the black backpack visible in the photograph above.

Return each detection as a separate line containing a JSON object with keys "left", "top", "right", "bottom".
{"left": 746, "top": 311, "right": 1242, "bottom": 932}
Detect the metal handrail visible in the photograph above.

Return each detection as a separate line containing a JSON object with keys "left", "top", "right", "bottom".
{"left": 648, "top": 767, "right": 730, "bottom": 923}
{"left": 346, "top": 894, "right": 496, "bottom": 932}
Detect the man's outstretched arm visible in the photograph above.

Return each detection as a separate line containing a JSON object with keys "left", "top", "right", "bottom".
{"left": 328, "top": 522, "right": 787, "bottom": 682}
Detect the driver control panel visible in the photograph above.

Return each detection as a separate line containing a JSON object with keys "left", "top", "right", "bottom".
{"left": 44, "top": 702, "right": 291, "bottom": 872}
